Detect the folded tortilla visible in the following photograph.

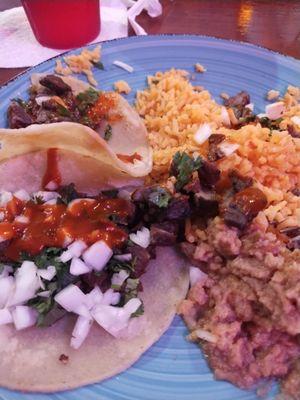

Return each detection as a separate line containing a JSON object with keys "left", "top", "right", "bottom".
{"left": 0, "top": 246, "right": 188, "bottom": 392}
{"left": 0, "top": 77, "right": 152, "bottom": 193}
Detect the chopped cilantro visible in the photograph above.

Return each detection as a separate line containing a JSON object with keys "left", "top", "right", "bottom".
{"left": 21, "top": 247, "right": 62, "bottom": 269}
{"left": 56, "top": 104, "right": 71, "bottom": 117}
{"left": 106, "top": 257, "right": 136, "bottom": 274}
{"left": 131, "top": 303, "right": 144, "bottom": 317}
{"left": 32, "top": 195, "right": 44, "bottom": 205}
{"left": 57, "top": 183, "right": 80, "bottom": 205}
{"left": 92, "top": 60, "right": 104, "bottom": 70}
{"left": 102, "top": 189, "right": 118, "bottom": 198}
{"left": 104, "top": 124, "right": 112, "bottom": 141}
{"left": 258, "top": 116, "right": 283, "bottom": 131}
{"left": 11, "top": 98, "right": 27, "bottom": 108}
{"left": 148, "top": 187, "right": 171, "bottom": 208}
{"left": 76, "top": 87, "right": 100, "bottom": 114}
{"left": 170, "top": 151, "right": 202, "bottom": 191}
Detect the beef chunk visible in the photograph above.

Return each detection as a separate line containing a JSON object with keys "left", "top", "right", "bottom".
{"left": 81, "top": 271, "right": 111, "bottom": 292}
{"left": 224, "top": 204, "right": 248, "bottom": 230}
{"left": 194, "top": 190, "right": 219, "bottom": 217}
{"left": 287, "top": 235, "right": 300, "bottom": 250}
{"left": 180, "top": 242, "right": 196, "bottom": 260}
{"left": 150, "top": 221, "right": 178, "bottom": 246}
{"left": 291, "top": 187, "right": 300, "bottom": 197}
{"left": 280, "top": 227, "right": 300, "bottom": 238}
{"left": 7, "top": 102, "right": 33, "bottom": 128}
{"left": 209, "top": 134, "right": 226, "bottom": 145}
{"left": 198, "top": 160, "right": 221, "bottom": 189}
{"left": 287, "top": 124, "right": 300, "bottom": 138}
{"left": 131, "top": 186, "right": 154, "bottom": 203}
{"left": 127, "top": 245, "right": 151, "bottom": 278}
{"left": 39, "top": 75, "right": 71, "bottom": 95}
{"left": 165, "top": 195, "right": 191, "bottom": 220}
{"left": 228, "top": 170, "right": 253, "bottom": 193}
{"left": 207, "top": 135, "right": 226, "bottom": 162}
{"left": 224, "top": 91, "right": 250, "bottom": 108}
{"left": 224, "top": 188, "right": 267, "bottom": 230}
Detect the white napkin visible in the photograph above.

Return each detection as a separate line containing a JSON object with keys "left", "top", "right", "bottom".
{"left": 0, "top": 0, "right": 162, "bottom": 68}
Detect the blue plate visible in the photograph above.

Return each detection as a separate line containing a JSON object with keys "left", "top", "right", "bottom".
{"left": 0, "top": 35, "right": 299, "bottom": 400}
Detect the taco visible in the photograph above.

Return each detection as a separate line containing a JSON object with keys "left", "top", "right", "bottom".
{"left": 0, "top": 183, "right": 189, "bottom": 392}
{"left": 3, "top": 74, "right": 152, "bottom": 193}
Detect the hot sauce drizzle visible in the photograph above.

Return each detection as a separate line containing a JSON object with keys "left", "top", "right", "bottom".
{"left": 42, "top": 148, "right": 61, "bottom": 189}
{"left": 0, "top": 197, "right": 130, "bottom": 261}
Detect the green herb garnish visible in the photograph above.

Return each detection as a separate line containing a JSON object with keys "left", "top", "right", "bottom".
{"left": 258, "top": 116, "right": 283, "bottom": 131}
{"left": 148, "top": 187, "right": 171, "bottom": 208}
{"left": 76, "top": 87, "right": 100, "bottom": 113}
{"left": 57, "top": 103, "right": 71, "bottom": 117}
{"left": 106, "top": 257, "right": 136, "bottom": 274}
{"left": 57, "top": 183, "right": 80, "bottom": 205}
{"left": 92, "top": 61, "right": 104, "bottom": 70}
{"left": 170, "top": 151, "right": 202, "bottom": 191}
{"left": 104, "top": 124, "right": 112, "bottom": 141}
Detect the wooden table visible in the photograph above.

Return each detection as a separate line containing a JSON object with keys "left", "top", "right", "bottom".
{"left": 1, "top": 0, "right": 300, "bottom": 86}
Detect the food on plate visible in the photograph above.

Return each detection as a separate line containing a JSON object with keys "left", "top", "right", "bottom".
{"left": 0, "top": 183, "right": 189, "bottom": 392}
{"left": 55, "top": 45, "right": 102, "bottom": 86}
{"left": 137, "top": 70, "right": 300, "bottom": 398}
{"left": 2, "top": 47, "right": 300, "bottom": 398}
{"left": 114, "top": 80, "right": 132, "bottom": 94}
{"left": 3, "top": 74, "right": 152, "bottom": 192}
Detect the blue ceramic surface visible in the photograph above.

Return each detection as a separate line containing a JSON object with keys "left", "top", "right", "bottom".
{"left": 0, "top": 35, "right": 299, "bottom": 400}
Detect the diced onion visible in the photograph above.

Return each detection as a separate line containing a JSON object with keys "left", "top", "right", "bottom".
{"left": 0, "top": 276, "right": 14, "bottom": 308}
{"left": 0, "top": 191, "right": 12, "bottom": 207}
{"left": 221, "top": 107, "right": 231, "bottom": 126}
{"left": 33, "top": 191, "right": 60, "bottom": 202}
{"left": 0, "top": 265, "right": 13, "bottom": 278}
{"left": 59, "top": 250, "right": 73, "bottom": 263}
{"left": 291, "top": 116, "right": 300, "bottom": 127}
{"left": 44, "top": 199, "right": 57, "bottom": 205}
{"left": 129, "top": 227, "right": 150, "bottom": 248}
{"left": 92, "top": 298, "right": 141, "bottom": 337}
{"left": 12, "top": 306, "right": 37, "bottom": 330}
{"left": 14, "top": 189, "right": 30, "bottom": 202}
{"left": 35, "top": 95, "right": 52, "bottom": 106}
{"left": 113, "top": 60, "right": 134, "bottom": 73}
{"left": 0, "top": 308, "right": 13, "bottom": 325}
{"left": 111, "top": 270, "right": 129, "bottom": 288}
{"left": 193, "top": 123, "right": 212, "bottom": 145}
{"left": 14, "top": 215, "right": 29, "bottom": 224}
{"left": 54, "top": 284, "right": 90, "bottom": 317}
{"left": 37, "top": 290, "right": 51, "bottom": 298}
{"left": 102, "top": 288, "right": 121, "bottom": 306}
{"left": 114, "top": 253, "right": 132, "bottom": 262}
{"left": 189, "top": 266, "right": 207, "bottom": 287}
{"left": 82, "top": 240, "right": 113, "bottom": 272}
{"left": 265, "top": 101, "right": 285, "bottom": 120}
{"left": 194, "top": 328, "right": 217, "bottom": 343}
{"left": 219, "top": 141, "right": 239, "bottom": 157}
{"left": 245, "top": 103, "right": 254, "bottom": 111}
{"left": 68, "top": 240, "right": 87, "bottom": 258}
{"left": 45, "top": 181, "right": 58, "bottom": 191}
{"left": 70, "top": 257, "right": 91, "bottom": 276}
{"left": 38, "top": 265, "right": 56, "bottom": 281}
{"left": 7, "top": 261, "right": 40, "bottom": 307}
{"left": 85, "top": 286, "right": 103, "bottom": 308}
{"left": 70, "top": 316, "right": 93, "bottom": 349}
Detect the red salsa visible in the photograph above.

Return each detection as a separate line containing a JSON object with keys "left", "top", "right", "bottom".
{"left": 0, "top": 196, "right": 130, "bottom": 261}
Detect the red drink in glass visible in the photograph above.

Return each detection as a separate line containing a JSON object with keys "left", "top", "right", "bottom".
{"left": 21, "top": 0, "right": 100, "bottom": 49}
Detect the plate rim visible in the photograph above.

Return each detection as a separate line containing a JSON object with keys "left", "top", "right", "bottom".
{"left": 0, "top": 33, "right": 299, "bottom": 92}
